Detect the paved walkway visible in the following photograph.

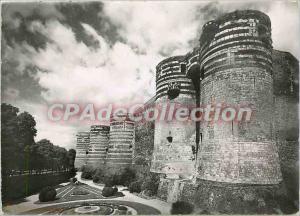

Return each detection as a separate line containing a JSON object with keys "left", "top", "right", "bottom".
{"left": 2, "top": 172, "right": 171, "bottom": 215}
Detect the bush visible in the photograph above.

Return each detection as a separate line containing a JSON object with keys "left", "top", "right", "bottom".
{"left": 92, "top": 175, "right": 100, "bottom": 183}
{"left": 92, "top": 167, "right": 136, "bottom": 187}
{"left": 113, "top": 186, "right": 118, "bottom": 194}
{"left": 69, "top": 167, "right": 76, "bottom": 178}
{"left": 92, "top": 168, "right": 104, "bottom": 183}
{"left": 171, "top": 201, "right": 194, "bottom": 214}
{"left": 103, "top": 174, "right": 118, "bottom": 187}
{"left": 141, "top": 173, "right": 160, "bottom": 196}
{"left": 70, "top": 177, "right": 77, "bottom": 183}
{"left": 39, "top": 186, "right": 57, "bottom": 202}
{"left": 81, "top": 165, "right": 95, "bottom": 180}
{"left": 102, "top": 186, "right": 115, "bottom": 197}
{"left": 118, "top": 206, "right": 128, "bottom": 211}
{"left": 120, "top": 167, "right": 136, "bottom": 186}
{"left": 128, "top": 181, "right": 142, "bottom": 193}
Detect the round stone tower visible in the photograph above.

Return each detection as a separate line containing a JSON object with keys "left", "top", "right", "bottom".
{"left": 74, "top": 132, "right": 90, "bottom": 169}
{"left": 87, "top": 125, "right": 110, "bottom": 168}
{"left": 106, "top": 113, "right": 134, "bottom": 172}
{"left": 151, "top": 56, "right": 196, "bottom": 180}
{"left": 197, "top": 10, "right": 282, "bottom": 184}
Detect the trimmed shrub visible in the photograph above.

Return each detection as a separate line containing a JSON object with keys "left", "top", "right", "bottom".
{"left": 102, "top": 186, "right": 115, "bottom": 197}
{"left": 39, "top": 186, "right": 57, "bottom": 202}
{"left": 128, "top": 181, "right": 142, "bottom": 193}
{"left": 71, "top": 177, "right": 77, "bottom": 183}
{"left": 118, "top": 206, "right": 128, "bottom": 211}
{"left": 92, "top": 167, "right": 136, "bottom": 187}
{"left": 113, "top": 186, "right": 118, "bottom": 194}
{"left": 81, "top": 165, "right": 95, "bottom": 180}
{"left": 92, "top": 168, "right": 104, "bottom": 183}
{"left": 92, "top": 174, "right": 100, "bottom": 183}
{"left": 171, "top": 201, "right": 194, "bottom": 214}
{"left": 120, "top": 168, "right": 136, "bottom": 186}
{"left": 115, "top": 191, "right": 125, "bottom": 197}
{"left": 103, "top": 174, "right": 116, "bottom": 187}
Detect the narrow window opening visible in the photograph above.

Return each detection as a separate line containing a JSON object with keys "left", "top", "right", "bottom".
{"left": 167, "top": 131, "right": 173, "bottom": 143}
{"left": 180, "top": 63, "right": 186, "bottom": 74}
{"left": 200, "top": 133, "right": 203, "bottom": 143}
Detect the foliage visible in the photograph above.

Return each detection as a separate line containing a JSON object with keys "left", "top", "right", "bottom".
{"left": 70, "top": 177, "right": 77, "bottom": 183}
{"left": 128, "top": 181, "right": 142, "bottom": 193}
{"left": 118, "top": 206, "right": 128, "bottom": 211}
{"left": 102, "top": 186, "right": 115, "bottom": 197}
{"left": 92, "top": 168, "right": 104, "bottom": 183}
{"left": 113, "top": 186, "right": 118, "bottom": 194}
{"left": 81, "top": 165, "right": 95, "bottom": 179}
{"left": 141, "top": 173, "right": 160, "bottom": 196}
{"left": 1, "top": 103, "right": 75, "bottom": 175}
{"left": 38, "top": 186, "right": 57, "bottom": 202}
{"left": 103, "top": 173, "right": 119, "bottom": 187}
{"left": 93, "top": 167, "right": 136, "bottom": 187}
{"left": 120, "top": 167, "right": 136, "bottom": 186}
{"left": 68, "top": 149, "right": 76, "bottom": 168}
{"left": 170, "top": 201, "right": 194, "bottom": 214}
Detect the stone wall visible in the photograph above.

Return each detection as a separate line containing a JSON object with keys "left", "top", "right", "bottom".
{"left": 191, "top": 180, "right": 280, "bottom": 214}
{"left": 197, "top": 10, "right": 281, "bottom": 184}
{"left": 273, "top": 50, "right": 299, "bottom": 203}
{"left": 151, "top": 56, "right": 196, "bottom": 178}
{"left": 87, "top": 125, "right": 110, "bottom": 168}
{"left": 151, "top": 10, "right": 298, "bottom": 211}
{"left": 134, "top": 120, "right": 155, "bottom": 165}
{"left": 74, "top": 132, "right": 90, "bottom": 169}
{"left": 106, "top": 114, "right": 135, "bottom": 171}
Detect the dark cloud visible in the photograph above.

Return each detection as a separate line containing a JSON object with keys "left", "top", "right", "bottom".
{"left": 1, "top": 60, "right": 46, "bottom": 103}
{"left": 57, "top": 2, "right": 122, "bottom": 48}
{"left": 2, "top": 2, "right": 64, "bottom": 49}
{"left": 1, "top": 1, "right": 123, "bottom": 104}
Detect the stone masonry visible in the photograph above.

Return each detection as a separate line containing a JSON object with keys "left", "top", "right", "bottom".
{"left": 150, "top": 10, "right": 299, "bottom": 213}
{"left": 74, "top": 131, "right": 90, "bottom": 169}
{"left": 86, "top": 125, "right": 110, "bottom": 167}
{"left": 74, "top": 114, "right": 135, "bottom": 171}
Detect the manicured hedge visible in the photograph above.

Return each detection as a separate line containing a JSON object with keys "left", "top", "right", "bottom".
{"left": 39, "top": 186, "right": 57, "bottom": 202}
{"left": 171, "top": 201, "right": 194, "bottom": 214}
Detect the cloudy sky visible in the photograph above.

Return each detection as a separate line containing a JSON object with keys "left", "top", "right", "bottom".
{"left": 1, "top": 0, "right": 299, "bottom": 149}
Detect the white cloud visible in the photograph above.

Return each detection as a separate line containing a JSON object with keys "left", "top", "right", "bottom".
{"left": 266, "top": 1, "right": 299, "bottom": 58}
{"left": 26, "top": 20, "right": 157, "bottom": 105}
{"left": 103, "top": 1, "right": 202, "bottom": 55}
{"left": 4, "top": 1, "right": 299, "bottom": 150}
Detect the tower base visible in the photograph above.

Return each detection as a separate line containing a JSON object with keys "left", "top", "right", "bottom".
{"left": 156, "top": 177, "right": 296, "bottom": 214}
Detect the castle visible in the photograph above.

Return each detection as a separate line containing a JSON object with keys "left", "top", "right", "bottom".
{"left": 74, "top": 114, "right": 135, "bottom": 171}
{"left": 74, "top": 10, "right": 298, "bottom": 213}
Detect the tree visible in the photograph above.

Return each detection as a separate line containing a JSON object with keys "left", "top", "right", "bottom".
{"left": 68, "top": 149, "right": 76, "bottom": 168}
{"left": 1, "top": 104, "right": 20, "bottom": 174}
{"left": 1, "top": 103, "right": 71, "bottom": 175}
{"left": 16, "top": 111, "right": 37, "bottom": 171}
{"left": 36, "top": 139, "right": 55, "bottom": 170}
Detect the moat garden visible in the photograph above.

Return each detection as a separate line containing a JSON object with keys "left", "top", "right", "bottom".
{"left": 3, "top": 172, "right": 171, "bottom": 215}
